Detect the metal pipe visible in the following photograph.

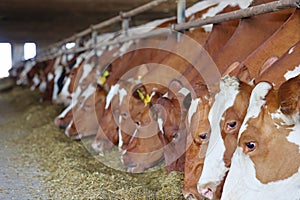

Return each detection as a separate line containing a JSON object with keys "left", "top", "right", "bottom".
{"left": 177, "top": 0, "right": 186, "bottom": 41}
{"left": 173, "top": 0, "right": 298, "bottom": 31}
{"left": 37, "top": 0, "right": 299, "bottom": 61}
{"left": 40, "top": 0, "right": 170, "bottom": 54}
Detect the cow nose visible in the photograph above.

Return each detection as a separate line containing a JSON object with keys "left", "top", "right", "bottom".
{"left": 184, "top": 193, "right": 196, "bottom": 200}
{"left": 199, "top": 187, "right": 213, "bottom": 200}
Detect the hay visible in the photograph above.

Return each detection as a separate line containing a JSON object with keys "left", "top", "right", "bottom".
{"left": 0, "top": 86, "right": 185, "bottom": 199}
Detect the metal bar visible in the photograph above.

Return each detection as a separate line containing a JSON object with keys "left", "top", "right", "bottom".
{"left": 121, "top": 17, "right": 130, "bottom": 37}
{"left": 174, "top": 0, "right": 298, "bottom": 31}
{"left": 177, "top": 0, "right": 186, "bottom": 41}
{"left": 39, "top": 0, "right": 170, "bottom": 54}
{"left": 92, "top": 29, "right": 98, "bottom": 66}
{"left": 37, "top": 0, "right": 299, "bottom": 61}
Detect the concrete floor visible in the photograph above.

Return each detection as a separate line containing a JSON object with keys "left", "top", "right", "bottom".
{"left": 0, "top": 88, "right": 47, "bottom": 200}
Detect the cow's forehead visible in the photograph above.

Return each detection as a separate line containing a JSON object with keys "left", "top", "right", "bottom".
{"left": 238, "top": 82, "right": 272, "bottom": 138}
{"left": 207, "top": 76, "right": 240, "bottom": 150}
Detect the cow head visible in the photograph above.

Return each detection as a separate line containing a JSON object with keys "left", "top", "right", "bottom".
{"left": 117, "top": 84, "right": 164, "bottom": 173}
{"left": 197, "top": 76, "right": 243, "bottom": 199}
{"left": 222, "top": 77, "right": 300, "bottom": 199}
{"left": 182, "top": 82, "right": 213, "bottom": 200}
{"left": 154, "top": 96, "right": 186, "bottom": 173}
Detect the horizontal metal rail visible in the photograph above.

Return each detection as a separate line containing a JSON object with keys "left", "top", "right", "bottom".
{"left": 174, "top": 0, "right": 299, "bottom": 30}
{"left": 37, "top": 0, "right": 299, "bottom": 61}
{"left": 39, "top": 0, "right": 171, "bottom": 55}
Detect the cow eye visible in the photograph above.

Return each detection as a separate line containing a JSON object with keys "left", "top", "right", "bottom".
{"left": 136, "top": 121, "right": 141, "bottom": 126}
{"left": 172, "top": 132, "right": 178, "bottom": 140}
{"left": 244, "top": 141, "right": 256, "bottom": 153}
{"left": 227, "top": 121, "right": 237, "bottom": 129}
{"left": 122, "top": 112, "right": 128, "bottom": 119}
{"left": 199, "top": 133, "right": 207, "bottom": 140}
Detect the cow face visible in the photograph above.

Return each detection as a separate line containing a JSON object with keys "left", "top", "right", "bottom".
{"left": 222, "top": 79, "right": 300, "bottom": 199}
{"left": 73, "top": 86, "right": 107, "bottom": 138}
{"left": 119, "top": 104, "right": 164, "bottom": 173}
{"left": 197, "top": 76, "right": 241, "bottom": 199}
{"left": 154, "top": 97, "right": 186, "bottom": 173}
{"left": 117, "top": 85, "right": 164, "bottom": 173}
{"left": 182, "top": 84, "right": 211, "bottom": 200}
{"left": 58, "top": 59, "right": 85, "bottom": 105}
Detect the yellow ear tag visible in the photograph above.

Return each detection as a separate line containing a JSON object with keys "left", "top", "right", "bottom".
{"left": 103, "top": 70, "right": 110, "bottom": 77}
{"left": 143, "top": 94, "right": 151, "bottom": 105}
{"left": 136, "top": 89, "right": 145, "bottom": 100}
{"left": 99, "top": 77, "right": 106, "bottom": 86}
{"left": 99, "top": 70, "right": 110, "bottom": 86}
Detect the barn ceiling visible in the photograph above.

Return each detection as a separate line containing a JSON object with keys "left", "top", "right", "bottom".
{"left": 0, "top": 0, "right": 198, "bottom": 48}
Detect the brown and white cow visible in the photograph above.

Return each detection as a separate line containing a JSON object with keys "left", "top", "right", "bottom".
{"left": 221, "top": 75, "right": 300, "bottom": 200}
{"left": 198, "top": 39, "right": 300, "bottom": 199}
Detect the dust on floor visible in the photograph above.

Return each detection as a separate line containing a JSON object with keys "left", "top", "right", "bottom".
{"left": 0, "top": 86, "right": 185, "bottom": 200}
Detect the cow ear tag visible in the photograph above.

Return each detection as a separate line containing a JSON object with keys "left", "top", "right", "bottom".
{"left": 136, "top": 89, "right": 150, "bottom": 105}
{"left": 136, "top": 89, "right": 145, "bottom": 100}
{"left": 98, "top": 70, "right": 110, "bottom": 86}
{"left": 143, "top": 94, "right": 151, "bottom": 105}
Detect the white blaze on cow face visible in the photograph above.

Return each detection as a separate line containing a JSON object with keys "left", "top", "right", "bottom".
{"left": 39, "top": 80, "right": 47, "bottom": 92}
{"left": 82, "top": 84, "right": 95, "bottom": 99}
{"left": 118, "top": 115, "right": 123, "bottom": 149}
{"left": 284, "top": 64, "right": 300, "bottom": 81}
{"left": 118, "top": 88, "right": 128, "bottom": 106}
{"left": 59, "top": 76, "right": 71, "bottom": 98}
{"left": 238, "top": 82, "right": 272, "bottom": 137}
{"left": 221, "top": 147, "right": 300, "bottom": 200}
{"left": 30, "top": 74, "right": 40, "bottom": 90}
{"left": 105, "top": 84, "right": 120, "bottom": 109}
{"left": 197, "top": 76, "right": 240, "bottom": 194}
{"left": 157, "top": 117, "right": 164, "bottom": 134}
{"left": 47, "top": 73, "right": 54, "bottom": 81}
{"left": 187, "top": 98, "right": 201, "bottom": 126}
{"left": 79, "top": 64, "right": 93, "bottom": 84}
{"left": 16, "top": 60, "right": 36, "bottom": 85}
{"left": 57, "top": 100, "right": 77, "bottom": 119}
{"left": 52, "top": 63, "right": 63, "bottom": 101}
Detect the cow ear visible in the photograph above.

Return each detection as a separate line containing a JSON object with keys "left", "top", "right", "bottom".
{"left": 223, "top": 61, "right": 241, "bottom": 76}
{"left": 168, "top": 79, "right": 184, "bottom": 99}
{"left": 259, "top": 56, "right": 278, "bottom": 76}
{"left": 278, "top": 75, "right": 300, "bottom": 120}
{"left": 237, "top": 65, "right": 252, "bottom": 84}
{"left": 132, "top": 84, "right": 147, "bottom": 100}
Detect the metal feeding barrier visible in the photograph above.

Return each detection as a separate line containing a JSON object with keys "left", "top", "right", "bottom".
{"left": 36, "top": 0, "right": 300, "bottom": 61}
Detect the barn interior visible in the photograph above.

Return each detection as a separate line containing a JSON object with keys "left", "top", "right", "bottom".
{"left": 0, "top": 0, "right": 199, "bottom": 199}
{"left": 0, "top": 0, "right": 197, "bottom": 66}
{"left": 1, "top": 0, "right": 299, "bottom": 199}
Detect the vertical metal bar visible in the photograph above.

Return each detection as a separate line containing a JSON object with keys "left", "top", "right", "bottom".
{"left": 92, "top": 28, "right": 98, "bottom": 67}
{"left": 177, "top": 0, "right": 186, "bottom": 41}
{"left": 122, "top": 18, "right": 130, "bottom": 37}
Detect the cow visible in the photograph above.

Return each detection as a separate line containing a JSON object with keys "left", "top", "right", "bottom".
{"left": 197, "top": 40, "right": 300, "bottom": 199}
{"left": 221, "top": 74, "right": 300, "bottom": 200}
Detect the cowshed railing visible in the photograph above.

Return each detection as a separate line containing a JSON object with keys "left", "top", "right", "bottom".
{"left": 37, "top": 0, "right": 172, "bottom": 60}
{"left": 36, "top": 0, "right": 300, "bottom": 61}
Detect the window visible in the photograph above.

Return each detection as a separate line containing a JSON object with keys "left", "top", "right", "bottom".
{"left": 0, "top": 43, "right": 12, "bottom": 78}
{"left": 24, "top": 42, "right": 36, "bottom": 60}
{"left": 65, "top": 42, "right": 75, "bottom": 49}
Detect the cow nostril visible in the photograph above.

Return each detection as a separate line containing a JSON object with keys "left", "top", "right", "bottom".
{"left": 185, "top": 193, "right": 196, "bottom": 200}
{"left": 199, "top": 187, "right": 213, "bottom": 200}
